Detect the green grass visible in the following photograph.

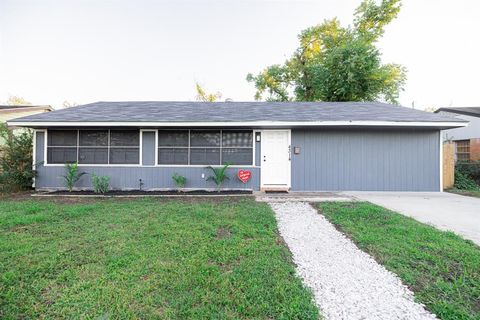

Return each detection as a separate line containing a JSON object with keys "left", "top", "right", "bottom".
{"left": 447, "top": 189, "right": 480, "bottom": 199}
{"left": 0, "top": 198, "right": 318, "bottom": 319}
{"left": 317, "top": 202, "right": 480, "bottom": 320}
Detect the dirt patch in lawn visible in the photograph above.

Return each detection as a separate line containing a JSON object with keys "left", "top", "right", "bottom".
{"left": 275, "top": 231, "right": 296, "bottom": 265}
{"left": 36, "top": 196, "right": 254, "bottom": 205}
{"left": 0, "top": 190, "right": 35, "bottom": 201}
{"left": 1, "top": 190, "right": 254, "bottom": 204}
{"left": 216, "top": 226, "right": 232, "bottom": 239}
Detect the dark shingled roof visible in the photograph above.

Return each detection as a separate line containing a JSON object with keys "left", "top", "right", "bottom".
{"left": 9, "top": 101, "right": 466, "bottom": 124}
{"left": 435, "top": 107, "right": 480, "bottom": 118}
{"left": 0, "top": 105, "right": 52, "bottom": 111}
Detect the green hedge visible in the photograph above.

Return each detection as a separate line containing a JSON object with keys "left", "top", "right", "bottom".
{"left": 455, "top": 161, "right": 480, "bottom": 184}
{"left": 0, "top": 123, "right": 35, "bottom": 192}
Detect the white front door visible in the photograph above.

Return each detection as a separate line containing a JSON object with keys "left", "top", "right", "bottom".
{"left": 261, "top": 130, "right": 291, "bottom": 189}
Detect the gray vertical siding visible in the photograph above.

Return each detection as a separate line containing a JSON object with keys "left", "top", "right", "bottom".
{"left": 291, "top": 129, "right": 440, "bottom": 191}
{"left": 142, "top": 131, "right": 156, "bottom": 166}
{"left": 255, "top": 133, "right": 261, "bottom": 166}
{"left": 35, "top": 166, "right": 260, "bottom": 191}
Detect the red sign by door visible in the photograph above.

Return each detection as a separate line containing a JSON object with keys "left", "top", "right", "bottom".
{"left": 237, "top": 170, "right": 251, "bottom": 183}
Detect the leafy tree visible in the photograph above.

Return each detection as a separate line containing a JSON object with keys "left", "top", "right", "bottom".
{"left": 4, "top": 95, "right": 32, "bottom": 106}
{"left": 247, "top": 0, "right": 406, "bottom": 104}
{"left": 195, "top": 82, "right": 222, "bottom": 102}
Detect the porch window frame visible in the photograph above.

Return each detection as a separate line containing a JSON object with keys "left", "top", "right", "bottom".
{"left": 44, "top": 129, "right": 142, "bottom": 167}
{"left": 45, "top": 129, "right": 78, "bottom": 165}
{"left": 156, "top": 129, "right": 190, "bottom": 165}
{"left": 43, "top": 128, "right": 257, "bottom": 167}
{"left": 156, "top": 129, "right": 256, "bottom": 167}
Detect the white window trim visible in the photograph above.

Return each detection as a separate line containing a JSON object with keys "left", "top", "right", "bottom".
{"left": 42, "top": 128, "right": 259, "bottom": 168}
{"left": 155, "top": 129, "right": 257, "bottom": 168}
{"left": 44, "top": 129, "right": 142, "bottom": 167}
{"left": 253, "top": 130, "right": 259, "bottom": 167}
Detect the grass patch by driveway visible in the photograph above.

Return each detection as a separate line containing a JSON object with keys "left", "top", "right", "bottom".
{"left": 317, "top": 202, "right": 480, "bottom": 320}
{"left": 447, "top": 188, "right": 480, "bottom": 199}
{"left": 0, "top": 198, "right": 318, "bottom": 319}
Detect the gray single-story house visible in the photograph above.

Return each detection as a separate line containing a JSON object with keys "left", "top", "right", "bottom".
{"left": 8, "top": 101, "right": 467, "bottom": 192}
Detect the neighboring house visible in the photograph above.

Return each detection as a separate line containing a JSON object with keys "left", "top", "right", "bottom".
{"left": 0, "top": 105, "right": 53, "bottom": 145}
{"left": 435, "top": 107, "right": 480, "bottom": 162}
{"left": 8, "top": 101, "right": 466, "bottom": 192}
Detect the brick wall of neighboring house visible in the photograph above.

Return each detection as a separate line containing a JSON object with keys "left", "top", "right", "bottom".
{"left": 470, "top": 138, "right": 480, "bottom": 162}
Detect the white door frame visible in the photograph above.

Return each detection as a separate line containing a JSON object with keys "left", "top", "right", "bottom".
{"left": 260, "top": 129, "right": 291, "bottom": 189}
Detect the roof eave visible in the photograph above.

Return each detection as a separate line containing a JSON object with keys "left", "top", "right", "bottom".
{"left": 435, "top": 108, "right": 480, "bottom": 118}
{"left": 7, "top": 120, "right": 468, "bottom": 130}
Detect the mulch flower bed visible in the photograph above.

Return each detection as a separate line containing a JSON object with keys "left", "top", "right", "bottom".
{"left": 41, "top": 190, "right": 253, "bottom": 196}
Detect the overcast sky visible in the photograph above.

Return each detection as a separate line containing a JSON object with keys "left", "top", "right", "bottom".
{"left": 1, "top": 0, "right": 479, "bottom": 110}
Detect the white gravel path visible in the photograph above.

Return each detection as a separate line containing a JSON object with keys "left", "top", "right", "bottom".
{"left": 270, "top": 202, "right": 437, "bottom": 320}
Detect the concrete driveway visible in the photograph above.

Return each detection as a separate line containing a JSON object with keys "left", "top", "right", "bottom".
{"left": 344, "top": 192, "right": 480, "bottom": 246}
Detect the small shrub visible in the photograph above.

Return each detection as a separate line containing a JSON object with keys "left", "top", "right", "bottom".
{"left": 0, "top": 123, "right": 36, "bottom": 192}
{"left": 92, "top": 174, "right": 110, "bottom": 194}
{"left": 455, "top": 161, "right": 480, "bottom": 185}
{"left": 62, "top": 162, "right": 86, "bottom": 192}
{"left": 206, "top": 164, "right": 230, "bottom": 191}
{"left": 172, "top": 173, "right": 186, "bottom": 190}
{"left": 454, "top": 170, "right": 480, "bottom": 190}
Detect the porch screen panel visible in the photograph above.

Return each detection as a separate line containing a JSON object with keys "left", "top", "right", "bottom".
{"left": 47, "top": 130, "right": 78, "bottom": 164}
{"left": 46, "top": 129, "right": 140, "bottom": 165}
{"left": 109, "top": 130, "right": 140, "bottom": 164}
{"left": 158, "top": 131, "right": 189, "bottom": 164}
{"left": 190, "top": 148, "right": 220, "bottom": 165}
{"left": 156, "top": 130, "right": 253, "bottom": 166}
{"left": 190, "top": 130, "right": 221, "bottom": 165}
{"left": 221, "top": 131, "right": 253, "bottom": 165}
{"left": 79, "top": 130, "right": 108, "bottom": 164}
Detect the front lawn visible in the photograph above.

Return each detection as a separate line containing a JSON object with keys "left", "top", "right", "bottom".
{"left": 317, "top": 202, "right": 480, "bottom": 320}
{"left": 0, "top": 198, "right": 318, "bottom": 319}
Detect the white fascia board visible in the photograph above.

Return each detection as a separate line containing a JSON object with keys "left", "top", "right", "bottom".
{"left": 6, "top": 120, "right": 469, "bottom": 128}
